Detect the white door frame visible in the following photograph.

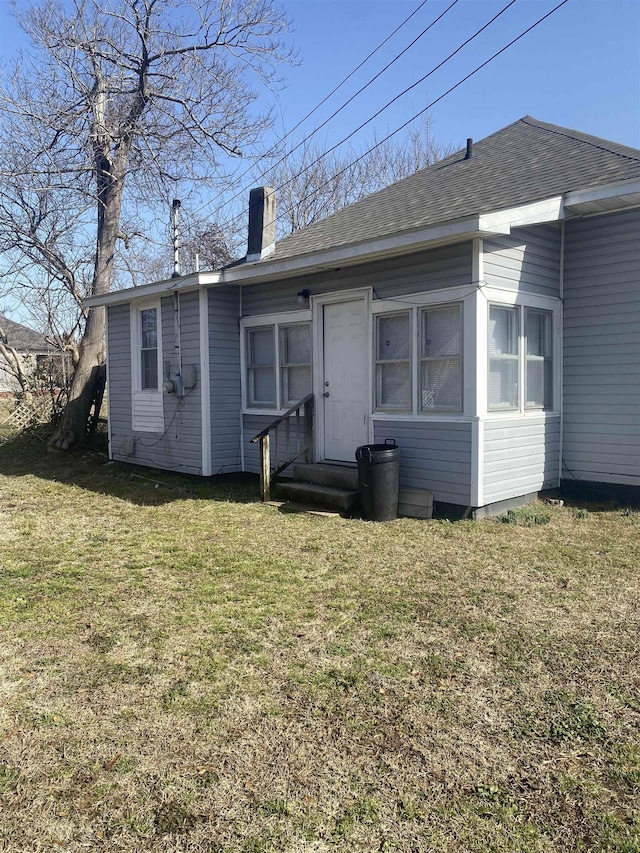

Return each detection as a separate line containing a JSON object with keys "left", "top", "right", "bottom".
{"left": 311, "top": 287, "right": 373, "bottom": 462}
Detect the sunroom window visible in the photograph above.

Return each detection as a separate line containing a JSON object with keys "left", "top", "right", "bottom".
{"left": 488, "top": 305, "right": 519, "bottom": 411}
{"left": 525, "top": 308, "right": 553, "bottom": 409}
{"left": 375, "top": 312, "right": 411, "bottom": 411}
{"left": 420, "top": 304, "right": 462, "bottom": 411}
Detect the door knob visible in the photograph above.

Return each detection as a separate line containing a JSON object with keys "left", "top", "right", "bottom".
{"left": 322, "top": 391, "right": 330, "bottom": 397}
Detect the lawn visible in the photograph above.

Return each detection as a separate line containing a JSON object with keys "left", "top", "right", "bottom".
{"left": 0, "top": 433, "right": 638, "bottom": 852}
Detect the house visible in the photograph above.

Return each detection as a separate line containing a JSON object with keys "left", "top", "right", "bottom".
{"left": 86, "top": 117, "right": 640, "bottom": 516}
{"left": 0, "top": 314, "right": 58, "bottom": 394}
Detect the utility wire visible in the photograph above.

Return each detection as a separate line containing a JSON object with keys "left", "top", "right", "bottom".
{"left": 189, "top": 0, "right": 437, "bottom": 222}
{"left": 218, "top": 0, "right": 519, "bottom": 244}
{"left": 228, "top": 0, "right": 571, "bottom": 257}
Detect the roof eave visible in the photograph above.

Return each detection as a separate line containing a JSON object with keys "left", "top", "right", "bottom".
{"left": 85, "top": 195, "right": 569, "bottom": 307}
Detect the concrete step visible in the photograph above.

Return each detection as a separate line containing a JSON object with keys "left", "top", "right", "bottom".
{"left": 293, "top": 462, "right": 359, "bottom": 490}
{"left": 276, "top": 480, "right": 360, "bottom": 515}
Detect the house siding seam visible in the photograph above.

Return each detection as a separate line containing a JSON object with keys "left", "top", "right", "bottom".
{"left": 241, "top": 243, "right": 473, "bottom": 316}
{"left": 107, "top": 293, "right": 203, "bottom": 475}
{"left": 482, "top": 417, "right": 561, "bottom": 504}
{"left": 374, "top": 420, "right": 473, "bottom": 506}
{"left": 483, "top": 224, "right": 561, "bottom": 297}
{"left": 562, "top": 208, "right": 640, "bottom": 485}
{"left": 208, "top": 286, "right": 243, "bottom": 474}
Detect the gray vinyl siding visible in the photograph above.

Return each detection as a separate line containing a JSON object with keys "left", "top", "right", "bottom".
{"left": 106, "top": 303, "right": 133, "bottom": 459}
{"left": 373, "top": 420, "right": 472, "bottom": 506}
{"left": 562, "top": 208, "right": 640, "bottom": 485}
{"left": 483, "top": 225, "right": 561, "bottom": 296}
{"left": 241, "top": 243, "right": 472, "bottom": 316}
{"left": 209, "top": 287, "right": 242, "bottom": 473}
{"left": 107, "top": 293, "right": 203, "bottom": 475}
{"left": 482, "top": 417, "right": 560, "bottom": 504}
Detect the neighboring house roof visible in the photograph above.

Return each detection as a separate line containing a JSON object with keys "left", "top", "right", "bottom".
{"left": 0, "top": 314, "right": 48, "bottom": 353}
{"left": 267, "top": 116, "right": 640, "bottom": 263}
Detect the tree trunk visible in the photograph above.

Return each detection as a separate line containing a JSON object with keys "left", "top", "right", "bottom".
{"left": 47, "top": 307, "right": 105, "bottom": 449}
{"left": 48, "top": 160, "right": 123, "bottom": 449}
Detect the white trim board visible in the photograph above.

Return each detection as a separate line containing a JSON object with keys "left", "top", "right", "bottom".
{"left": 199, "top": 288, "right": 212, "bottom": 476}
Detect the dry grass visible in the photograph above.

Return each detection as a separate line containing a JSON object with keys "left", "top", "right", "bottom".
{"left": 0, "top": 434, "right": 639, "bottom": 852}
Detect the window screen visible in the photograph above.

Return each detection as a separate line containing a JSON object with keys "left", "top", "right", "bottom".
{"left": 420, "top": 305, "right": 462, "bottom": 411}
{"left": 488, "top": 305, "right": 519, "bottom": 410}
{"left": 140, "top": 308, "right": 158, "bottom": 390}
{"left": 280, "top": 323, "right": 311, "bottom": 406}
{"left": 375, "top": 312, "right": 411, "bottom": 410}
{"left": 247, "top": 326, "right": 275, "bottom": 406}
{"left": 525, "top": 308, "right": 552, "bottom": 409}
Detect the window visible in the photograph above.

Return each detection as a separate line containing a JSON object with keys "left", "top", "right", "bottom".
{"left": 140, "top": 307, "right": 159, "bottom": 390}
{"left": 420, "top": 304, "right": 462, "bottom": 411}
{"left": 375, "top": 312, "right": 411, "bottom": 411}
{"left": 488, "top": 305, "right": 519, "bottom": 411}
{"left": 280, "top": 323, "right": 312, "bottom": 407}
{"left": 525, "top": 308, "right": 553, "bottom": 409}
{"left": 246, "top": 326, "right": 275, "bottom": 407}
{"left": 244, "top": 318, "right": 311, "bottom": 410}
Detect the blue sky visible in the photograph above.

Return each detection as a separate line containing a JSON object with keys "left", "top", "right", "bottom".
{"left": 1, "top": 0, "right": 638, "bottom": 157}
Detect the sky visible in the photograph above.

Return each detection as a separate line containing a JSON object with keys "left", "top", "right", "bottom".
{"left": 0, "top": 0, "right": 639, "bottom": 319}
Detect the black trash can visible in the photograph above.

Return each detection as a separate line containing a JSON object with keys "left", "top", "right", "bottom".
{"left": 356, "top": 439, "right": 400, "bottom": 521}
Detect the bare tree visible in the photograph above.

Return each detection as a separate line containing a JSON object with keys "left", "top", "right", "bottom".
{"left": 0, "top": 0, "right": 293, "bottom": 448}
{"left": 262, "top": 116, "right": 456, "bottom": 239}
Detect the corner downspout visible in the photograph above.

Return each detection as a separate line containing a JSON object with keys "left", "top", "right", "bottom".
{"left": 558, "top": 219, "right": 565, "bottom": 486}
{"left": 239, "top": 284, "right": 245, "bottom": 472}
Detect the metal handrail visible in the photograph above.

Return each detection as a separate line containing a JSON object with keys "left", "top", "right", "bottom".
{"left": 250, "top": 393, "right": 314, "bottom": 501}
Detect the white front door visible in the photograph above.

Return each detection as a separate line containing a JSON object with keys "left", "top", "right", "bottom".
{"left": 322, "top": 297, "right": 369, "bottom": 461}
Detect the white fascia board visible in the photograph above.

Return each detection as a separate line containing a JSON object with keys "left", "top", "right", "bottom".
{"left": 564, "top": 178, "right": 640, "bottom": 208}
{"left": 84, "top": 271, "right": 221, "bottom": 308}
{"left": 222, "top": 216, "right": 486, "bottom": 285}
{"left": 478, "top": 196, "right": 565, "bottom": 234}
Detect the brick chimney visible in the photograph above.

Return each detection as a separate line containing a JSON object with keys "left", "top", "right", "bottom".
{"left": 246, "top": 186, "right": 276, "bottom": 262}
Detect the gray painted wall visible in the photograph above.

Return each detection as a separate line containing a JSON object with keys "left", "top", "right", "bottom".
{"left": 107, "top": 291, "right": 203, "bottom": 475}
{"left": 374, "top": 420, "right": 472, "bottom": 505}
{"left": 209, "top": 286, "right": 243, "bottom": 474}
{"left": 562, "top": 208, "right": 640, "bottom": 485}
{"left": 483, "top": 225, "right": 561, "bottom": 297}
{"left": 483, "top": 417, "right": 560, "bottom": 504}
{"left": 241, "top": 242, "right": 473, "bottom": 316}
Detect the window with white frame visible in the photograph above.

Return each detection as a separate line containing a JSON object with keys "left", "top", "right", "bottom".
{"left": 246, "top": 326, "right": 276, "bottom": 407}
{"left": 280, "top": 323, "right": 312, "bottom": 407}
{"left": 375, "top": 312, "right": 411, "bottom": 411}
{"left": 244, "top": 318, "right": 311, "bottom": 410}
{"left": 525, "top": 308, "right": 553, "bottom": 409}
{"left": 374, "top": 302, "right": 463, "bottom": 414}
{"left": 420, "top": 304, "right": 462, "bottom": 411}
{"left": 140, "top": 307, "right": 159, "bottom": 391}
{"left": 488, "top": 304, "right": 554, "bottom": 412}
{"left": 488, "top": 305, "right": 519, "bottom": 411}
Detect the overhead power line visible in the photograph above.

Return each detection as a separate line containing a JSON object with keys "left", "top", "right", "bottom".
{"left": 189, "top": 0, "right": 438, "bottom": 221}
{"left": 216, "top": 0, "right": 518, "bottom": 241}
{"left": 227, "top": 0, "right": 571, "bottom": 257}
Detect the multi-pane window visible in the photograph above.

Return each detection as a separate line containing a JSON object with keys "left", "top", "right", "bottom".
{"left": 525, "top": 308, "right": 553, "bottom": 409}
{"left": 246, "top": 326, "right": 276, "bottom": 407}
{"left": 420, "top": 304, "right": 462, "bottom": 411}
{"left": 245, "top": 321, "right": 311, "bottom": 409}
{"left": 488, "top": 305, "right": 519, "bottom": 411}
{"left": 375, "top": 312, "right": 411, "bottom": 411}
{"left": 140, "top": 308, "right": 159, "bottom": 390}
{"left": 280, "top": 323, "right": 312, "bottom": 407}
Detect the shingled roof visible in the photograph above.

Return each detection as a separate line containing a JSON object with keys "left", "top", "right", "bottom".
{"left": 0, "top": 314, "right": 48, "bottom": 352}
{"left": 265, "top": 116, "right": 640, "bottom": 263}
